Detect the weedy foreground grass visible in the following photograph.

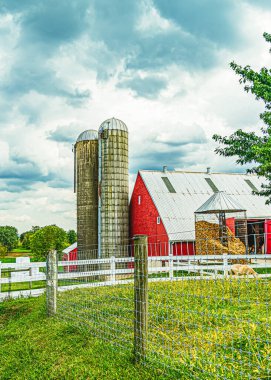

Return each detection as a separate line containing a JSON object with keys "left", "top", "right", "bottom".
{"left": 58, "top": 278, "right": 271, "bottom": 379}
{"left": 0, "top": 296, "right": 163, "bottom": 380}
{"left": 1, "top": 278, "right": 271, "bottom": 379}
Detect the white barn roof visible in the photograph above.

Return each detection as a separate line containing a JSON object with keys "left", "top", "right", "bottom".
{"left": 139, "top": 170, "right": 271, "bottom": 241}
{"left": 63, "top": 242, "right": 77, "bottom": 254}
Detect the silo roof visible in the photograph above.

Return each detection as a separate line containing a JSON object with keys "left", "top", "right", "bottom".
{"left": 195, "top": 191, "right": 246, "bottom": 214}
{"left": 76, "top": 129, "right": 98, "bottom": 142}
{"left": 99, "top": 117, "right": 128, "bottom": 133}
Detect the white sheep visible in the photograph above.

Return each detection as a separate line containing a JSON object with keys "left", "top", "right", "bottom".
{"left": 230, "top": 264, "right": 258, "bottom": 278}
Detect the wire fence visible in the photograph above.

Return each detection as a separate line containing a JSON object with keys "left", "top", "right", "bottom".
{"left": 55, "top": 232, "right": 271, "bottom": 379}
{"left": 0, "top": 258, "right": 46, "bottom": 300}
{"left": 1, "top": 229, "right": 270, "bottom": 378}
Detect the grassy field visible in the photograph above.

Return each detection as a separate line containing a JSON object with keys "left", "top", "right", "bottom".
{"left": 6, "top": 249, "right": 32, "bottom": 258}
{"left": 11, "top": 248, "right": 32, "bottom": 253}
{"left": 0, "top": 296, "right": 159, "bottom": 380}
{"left": 1, "top": 248, "right": 33, "bottom": 263}
{"left": 58, "top": 278, "right": 271, "bottom": 379}
{"left": 0, "top": 258, "right": 17, "bottom": 263}
{"left": 1, "top": 278, "right": 271, "bottom": 379}
{"left": 0, "top": 257, "right": 37, "bottom": 263}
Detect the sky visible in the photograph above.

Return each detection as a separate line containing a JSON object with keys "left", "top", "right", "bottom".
{"left": 0, "top": 0, "right": 271, "bottom": 233}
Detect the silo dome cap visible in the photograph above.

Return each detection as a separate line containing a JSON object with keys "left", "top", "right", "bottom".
{"left": 76, "top": 129, "right": 98, "bottom": 143}
{"left": 99, "top": 117, "right": 128, "bottom": 133}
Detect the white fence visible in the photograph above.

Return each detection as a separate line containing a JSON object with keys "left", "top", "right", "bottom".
{"left": 1, "top": 253, "right": 271, "bottom": 301}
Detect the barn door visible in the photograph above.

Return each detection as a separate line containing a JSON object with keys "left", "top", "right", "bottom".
{"left": 265, "top": 220, "right": 271, "bottom": 254}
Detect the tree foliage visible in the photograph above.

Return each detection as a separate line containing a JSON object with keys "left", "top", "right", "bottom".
{"left": 0, "top": 226, "right": 18, "bottom": 251}
{"left": 213, "top": 32, "right": 271, "bottom": 203}
{"left": 0, "top": 244, "right": 7, "bottom": 257}
{"left": 20, "top": 226, "right": 41, "bottom": 250}
{"left": 30, "top": 225, "right": 69, "bottom": 260}
{"left": 67, "top": 229, "right": 77, "bottom": 245}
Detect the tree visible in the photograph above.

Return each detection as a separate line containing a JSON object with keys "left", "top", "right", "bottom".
{"left": 20, "top": 226, "right": 41, "bottom": 249}
{"left": 30, "top": 225, "right": 69, "bottom": 260}
{"left": 0, "top": 244, "right": 7, "bottom": 258}
{"left": 213, "top": 32, "right": 271, "bottom": 203}
{"left": 0, "top": 226, "right": 18, "bottom": 251}
{"left": 20, "top": 232, "right": 32, "bottom": 249}
{"left": 67, "top": 229, "right": 77, "bottom": 245}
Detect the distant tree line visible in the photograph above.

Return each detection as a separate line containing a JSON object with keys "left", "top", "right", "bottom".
{"left": 0, "top": 225, "right": 77, "bottom": 260}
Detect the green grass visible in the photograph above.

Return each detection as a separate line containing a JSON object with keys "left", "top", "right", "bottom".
{"left": 0, "top": 296, "right": 160, "bottom": 380}
{"left": 11, "top": 248, "right": 32, "bottom": 253}
{"left": 1, "top": 278, "right": 271, "bottom": 379}
{"left": 58, "top": 278, "right": 271, "bottom": 379}
{"left": 0, "top": 258, "right": 16, "bottom": 263}
{"left": 0, "top": 257, "right": 37, "bottom": 263}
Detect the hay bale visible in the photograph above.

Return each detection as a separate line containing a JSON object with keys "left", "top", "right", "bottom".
{"left": 195, "top": 221, "right": 246, "bottom": 256}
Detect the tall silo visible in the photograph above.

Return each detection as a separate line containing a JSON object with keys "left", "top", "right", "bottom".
{"left": 98, "top": 118, "right": 129, "bottom": 257}
{"left": 74, "top": 130, "right": 99, "bottom": 258}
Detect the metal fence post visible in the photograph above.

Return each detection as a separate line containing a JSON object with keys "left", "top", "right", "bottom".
{"left": 134, "top": 235, "right": 148, "bottom": 363}
{"left": 110, "top": 256, "right": 116, "bottom": 284}
{"left": 46, "top": 250, "right": 58, "bottom": 317}
{"left": 0, "top": 261, "right": 1, "bottom": 295}
{"left": 223, "top": 254, "right": 228, "bottom": 277}
{"left": 169, "top": 253, "right": 174, "bottom": 280}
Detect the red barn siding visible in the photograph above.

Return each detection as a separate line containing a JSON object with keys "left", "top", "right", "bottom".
{"left": 63, "top": 248, "right": 78, "bottom": 272}
{"left": 130, "top": 173, "right": 169, "bottom": 256}
{"left": 171, "top": 242, "right": 195, "bottom": 256}
{"left": 265, "top": 220, "right": 271, "bottom": 254}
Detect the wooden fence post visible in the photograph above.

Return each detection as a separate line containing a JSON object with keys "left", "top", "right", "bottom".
{"left": 46, "top": 250, "right": 58, "bottom": 317}
{"left": 134, "top": 235, "right": 148, "bottom": 363}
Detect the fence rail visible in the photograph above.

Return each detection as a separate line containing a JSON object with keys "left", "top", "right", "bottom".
{"left": 1, "top": 253, "right": 271, "bottom": 301}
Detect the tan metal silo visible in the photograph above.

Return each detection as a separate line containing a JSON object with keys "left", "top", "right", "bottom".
{"left": 98, "top": 118, "right": 129, "bottom": 257}
{"left": 75, "top": 130, "right": 98, "bottom": 258}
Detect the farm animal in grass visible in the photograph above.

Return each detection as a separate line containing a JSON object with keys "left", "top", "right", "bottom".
{"left": 230, "top": 264, "right": 258, "bottom": 278}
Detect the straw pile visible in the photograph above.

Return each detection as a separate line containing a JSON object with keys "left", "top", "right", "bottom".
{"left": 195, "top": 221, "right": 246, "bottom": 256}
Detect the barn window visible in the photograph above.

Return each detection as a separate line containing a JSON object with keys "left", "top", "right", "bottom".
{"left": 244, "top": 179, "right": 258, "bottom": 192}
{"left": 205, "top": 178, "right": 219, "bottom": 193}
{"left": 157, "top": 216, "right": 161, "bottom": 224}
{"left": 138, "top": 195, "right": 141, "bottom": 205}
{"left": 161, "top": 177, "right": 176, "bottom": 193}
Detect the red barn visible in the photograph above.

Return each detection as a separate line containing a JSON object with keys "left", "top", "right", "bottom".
{"left": 62, "top": 243, "right": 78, "bottom": 272}
{"left": 130, "top": 169, "right": 271, "bottom": 256}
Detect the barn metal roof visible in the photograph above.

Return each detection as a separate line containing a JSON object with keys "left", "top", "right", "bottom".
{"left": 63, "top": 242, "right": 77, "bottom": 254}
{"left": 195, "top": 191, "right": 246, "bottom": 214}
{"left": 139, "top": 170, "right": 271, "bottom": 241}
{"left": 76, "top": 129, "right": 98, "bottom": 142}
{"left": 99, "top": 117, "right": 128, "bottom": 133}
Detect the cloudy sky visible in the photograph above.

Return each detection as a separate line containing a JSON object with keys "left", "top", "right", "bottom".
{"left": 0, "top": 0, "right": 270, "bottom": 233}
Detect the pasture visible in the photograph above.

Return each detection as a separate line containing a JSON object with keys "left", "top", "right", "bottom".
{"left": 57, "top": 277, "right": 271, "bottom": 379}
{"left": 1, "top": 258, "right": 271, "bottom": 379}
{"left": 0, "top": 296, "right": 155, "bottom": 380}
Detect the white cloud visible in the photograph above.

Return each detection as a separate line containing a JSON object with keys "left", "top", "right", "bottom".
{"left": 136, "top": 0, "right": 177, "bottom": 35}
{"left": 0, "top": 0, "right": 270, "bottom": 232}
